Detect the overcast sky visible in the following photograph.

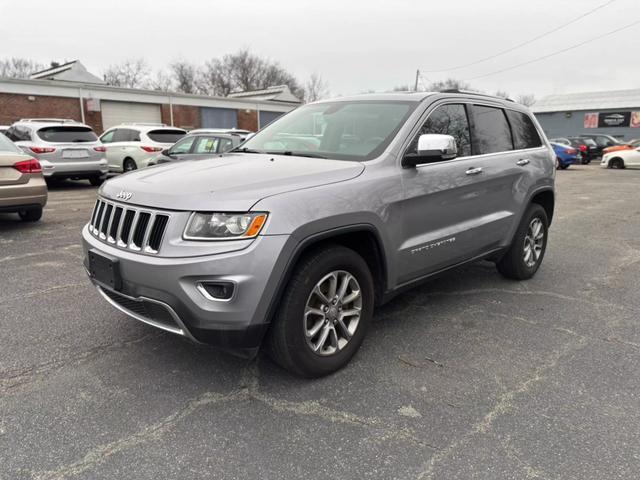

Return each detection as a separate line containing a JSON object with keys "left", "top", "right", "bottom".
{"left": 1, "top": 0, "right": 639, "bottom": 99}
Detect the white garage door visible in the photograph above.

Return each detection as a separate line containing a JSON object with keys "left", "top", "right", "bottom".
{"left": 101, "top": 101, "right": 162, "bottom": 130}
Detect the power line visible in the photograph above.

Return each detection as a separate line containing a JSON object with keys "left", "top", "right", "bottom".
{"left": 421, "top": 0, "right": 617, "bottom": 74}
{"left": 464, "top": 18, "right": 640, "bottom": 80}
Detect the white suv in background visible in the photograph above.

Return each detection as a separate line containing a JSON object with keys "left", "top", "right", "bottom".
{"left": 99, "top": 124, "right": 186, "bottom": 173}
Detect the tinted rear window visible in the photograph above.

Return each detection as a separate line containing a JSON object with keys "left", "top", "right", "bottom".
{"left": 0, "top": 133, "right": 22, "bottom": 153}
{"left": 505, "top": 110, "right": 542, "bottom": 149}
{"left": 470, "top": 105, "right": 513, "bottom": 154}
{"left": 147, "top": 129, "right": 186, "bottom": 143}
{"left": 37, "top": 126, "right": 98, "bottom": 143}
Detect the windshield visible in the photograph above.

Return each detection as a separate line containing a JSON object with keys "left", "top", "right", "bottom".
{"left": 239, "top": 100, "right": 417, "bottom": 161}
{"left": 36, "top": 126, "right": 98, "bottom": 143}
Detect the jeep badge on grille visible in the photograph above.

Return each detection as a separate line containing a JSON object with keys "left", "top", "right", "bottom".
{"left": 116, "top": 190, "right": 133, "bottom": 201}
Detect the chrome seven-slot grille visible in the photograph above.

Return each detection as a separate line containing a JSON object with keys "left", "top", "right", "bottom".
{"left": 89, "top": 198, "right": 170, "bottom": 254}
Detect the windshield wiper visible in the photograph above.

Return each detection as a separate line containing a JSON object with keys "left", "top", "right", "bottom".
{"left": 275, "top": 151, "right": 328, "bottom": 159}
{"left": 231, "top": 147, "right": 264, "bottom": 154}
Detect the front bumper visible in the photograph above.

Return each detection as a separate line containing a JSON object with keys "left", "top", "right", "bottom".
{"left": 41, "top": 158, "right": 108, "bottom": 178}
{"left": 82, "top": 225, "right": 294, "bottom": 350}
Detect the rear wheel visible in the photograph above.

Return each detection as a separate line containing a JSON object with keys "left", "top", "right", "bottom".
{"left": 123, "top": 158, "right": 137, "bottom": 172}
{"left": 497, "top": 203, "right": 548, "bottom": 280}
{"left": 555, "top": 157, "right": 561, "bottom": 170}
{"left": 18, "top": 206, "right": 42, "bottom": 222}
{"left": 266, "top": 245, "right": 374, "bottom": 377}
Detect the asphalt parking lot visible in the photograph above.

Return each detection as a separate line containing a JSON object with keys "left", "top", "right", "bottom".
{"left": 1, "top": 164, "right": 639, "bottom": 480}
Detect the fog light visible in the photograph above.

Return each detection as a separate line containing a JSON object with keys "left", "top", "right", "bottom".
{"left": 197, "top": 281, "right": 235, "bottom": 300}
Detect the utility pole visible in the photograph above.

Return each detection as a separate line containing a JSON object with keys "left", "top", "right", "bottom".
{"left": 414, "top": 69, "right": 420, "bottom": 92}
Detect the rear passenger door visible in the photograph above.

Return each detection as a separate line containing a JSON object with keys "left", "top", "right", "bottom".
{"left": 397, "top": 102, "right": 525, "bottom": 283}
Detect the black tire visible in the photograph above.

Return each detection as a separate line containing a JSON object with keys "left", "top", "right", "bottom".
{"left": 123, "top": 158, "right": 137, "bottom": 172}
{"left": 496, "top": 203, "right": 548, "bottom": 280}
{"left": 266, "top": 244, "right": 374, "bottom": 378}
{"left": 610, "top": 158, "right": 624, "bottom": 169}
{"left": 555, "top": 157, "right": 560, "bottom": 170}
{"left": 18, "top": 206, "right": 43, "bottom": 222}
{"left": 560, "top": 164, "right": 569, "bottom": 170}
{"left": 89, "top": 176, "right": 105, "bottom": 186}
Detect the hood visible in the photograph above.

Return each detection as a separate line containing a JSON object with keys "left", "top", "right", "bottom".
{"left": 100, "top": 153, "right": 365, "bottom": 211}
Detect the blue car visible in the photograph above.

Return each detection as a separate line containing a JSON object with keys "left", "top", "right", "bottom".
{"left": 550, "top": 142, "right": 580, "bottom": 169}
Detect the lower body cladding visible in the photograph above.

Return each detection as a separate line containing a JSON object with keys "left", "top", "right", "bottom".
{"left": 41, "top": 158, "right": 109, "bottom": 180}
{"left": 81, "top": 225, "right": 293, "bottom": 356}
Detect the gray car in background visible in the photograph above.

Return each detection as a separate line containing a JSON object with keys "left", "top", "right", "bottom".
{"left": 149, "top": 130, "right": 248, "bottom": 166}
{"left": 5, "top": 119, "right": 108, "bottom": 185}
{"left": 83, "top": 91, "right": 555, "bottom": 377}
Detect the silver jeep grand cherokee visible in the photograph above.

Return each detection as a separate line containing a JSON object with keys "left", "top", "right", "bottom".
{"left": 82, "top": 91, "right": 555, "bottom": 377}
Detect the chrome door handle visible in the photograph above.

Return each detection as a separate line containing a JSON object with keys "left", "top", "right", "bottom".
{"left": 465, "top": 167, "right": 483, "bottom": 175}
{"left": 516, "top": 158, "right": 530, "bottom": 166}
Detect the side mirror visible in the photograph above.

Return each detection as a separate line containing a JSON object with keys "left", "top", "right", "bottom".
{"left": 402, "top": 134, "right": 458, "bottom": 168}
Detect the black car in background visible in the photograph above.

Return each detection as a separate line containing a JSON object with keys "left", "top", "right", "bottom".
{"left": 579, "top": 133, "right": 624, "bottom": 158}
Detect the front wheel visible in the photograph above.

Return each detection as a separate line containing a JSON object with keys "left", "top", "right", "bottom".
{"left": 610, "top": 158, "right": 624, "bottom": 169}
{"left": 266, "top": 245, "right": 374, "bottom": 377}
{"left": 496, "top": 204, "right": 548, "bottom": 280}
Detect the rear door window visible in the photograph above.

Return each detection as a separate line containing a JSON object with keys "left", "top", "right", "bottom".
{"left": 469, "top": 105, "right": 513, "bottom": 154}
{"left": 147, "top": 129, "right": 186, "bottom": 143}
{"left": 113, "top": 128, "right": 139, "bottom": 142}
{"left": 505, "top": 110, "right": 542, "bottom": 150}
{"left": 36, "top": 126, "right": 98, "bottom": 143}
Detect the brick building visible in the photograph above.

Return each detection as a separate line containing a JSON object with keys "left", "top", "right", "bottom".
{"left": 0, "top": 63, "right": 300, "bottom": 133}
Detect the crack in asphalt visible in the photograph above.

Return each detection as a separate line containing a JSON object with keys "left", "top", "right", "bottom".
{"left": 415, "top": 337, "right": 589, "bottom": 480}
{"left": 0, "top": 282, "right": 89, "bottom": 306}
{"left": 31, "top": 362, "right": 437, "bottom": 479}
{"left": 0, "top": 332, "right": 161, "bottom": 392}
{"left": 422, "top": 287, "right": 629, "bottom": 312}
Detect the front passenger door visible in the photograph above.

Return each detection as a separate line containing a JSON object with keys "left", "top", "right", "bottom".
{"left": 397, "top": 103, "right": 519, "bottom": 284}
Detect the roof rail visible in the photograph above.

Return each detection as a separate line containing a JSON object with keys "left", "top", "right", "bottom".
{"left": 439, "top": 89, "right": 515, "bottom": 102}
{"left": 19, "top": 118, "right": 80, "bottom": 123}
{"left": 119, "top": 122, "right": 166, "bottom": 127}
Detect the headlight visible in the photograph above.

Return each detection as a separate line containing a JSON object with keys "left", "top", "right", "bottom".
{"left": 184, "top": 212, "right": 268, "bottom": 240}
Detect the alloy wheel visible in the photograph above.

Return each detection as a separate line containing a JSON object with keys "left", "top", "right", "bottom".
{"left": 523, "top": 218, "right": 544, "bottom": 268}
{"left": 304, "top": 270, "right": 362, "bottom": 356}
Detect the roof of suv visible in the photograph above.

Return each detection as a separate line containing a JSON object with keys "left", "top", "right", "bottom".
{"left": 188, "top": 128, "right": 250, "bottom": 135}
{"left": 312, "top": 90, "right": 518, "bottom": 105}
{"left": 106, "top": 123, "right": 187, "bottom": 133}
{"left": 11, "top": 118, "right": 93, "bottom": 130}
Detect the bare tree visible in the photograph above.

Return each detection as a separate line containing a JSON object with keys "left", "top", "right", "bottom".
{"left": 426, "top": 78, "right": 473, "bottom": 92}
{"left": 0, "top": 57, "right": 45, "bottom": 78}
{"left": 198, "top": 59, "right": 234, "bottom": 96}
{"left": 170, "top": 60, "right": 198, "bottom": 94}
{"left": 494, "top": 90, "right": 510, "bottom": 99}
{"left": 150, "top": 70, "right": 174, "bottom": 92}
{"left": 304, "top": 72, "right": 329, "bottom": 103}
{"left": 103, "top": 59, "right": 150, "bottom": 88}
{"left": 198, "top": 49, "right": 304, "bottom": 99}
{"left": 516, "top": 94, "right": 536, "bottom": 107}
